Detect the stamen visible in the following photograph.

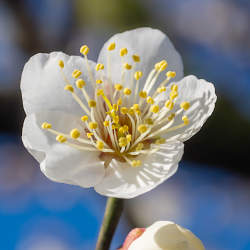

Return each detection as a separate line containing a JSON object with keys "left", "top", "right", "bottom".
{"left": 88, "top": 100, "right": 96, "bottom": 108}
{"left": 76, "top": 79, "right": 85, "bottom": 88}
{"left": 97, "top": 89, "right": 113, "bottom": 111}
{"left": 165, "top": 100, "right": 174, "bottom": 110}
{"left": 70, "top": 128, "right": 80, "bottom": 139}
{"left": 132, "top": 54, "right": 140, "bottom": 63}
{"left": 166, "top": 71, "right": 176, "bottom": 78}
{"left": 180, "top": 102, "right": 190, "bottom": 110}
{"left": 138, "top": 124, "right": 148, "bottom": 134}
{"left": 58, "top": 60, "right": 64, "bottom": 68}
{"left": 72, "top": 70, "right": 82, "bottom": 79}
{"left": 41, "top": 122, "right": 52, "bottom": 129}
{"left": 96, "top": 79, "right": 103, "bottom": 84}
{"left": 56, "top": 134, "right": 67, "bottom": 143}
{"left": 80, "top": 45, "right": 89, "bottom": 55}
{"left": 103, "top": 120, "right": 110, "bottom": 127}
{"left": 95, "top": 63, "right": 104, "bottom": 71}
{"left": 64, "top": 85, "right": 90, "bottom": 115}
{"left": 120, "top": 48, "right": 128, "bottom": 57}
{"left": 150, "top": 105, "right": 160, "bottom": 113}
{"left": 146, "top": 96, "right": 154, "bottom": 105}
{"left": 89, "top": 122, "right": 98, "bottom": 130}
{"left": 124, "top": 88, "right": 132, "bottom": 95}
{"left": 96, "top": 141, "right": 104, "bottom": 150}
{"left": 123, "top": 63, "right": 132, "bottom": 70}
{"left": 108, "top": 42, "right": 116, "bottom": 51}
{"left": 81, "top": 115, "right": 89, "bottom": 122}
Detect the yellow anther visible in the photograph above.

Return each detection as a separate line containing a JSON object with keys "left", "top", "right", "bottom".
{"left": 139, "top": 91, "right": 147, "bottom": 98}
{"left": 81, "top": 115, "right": 89, "bottom": 122}
{"left": 120, "top": 48, "right": 128, "bottom": 57}
{"left": 155, "top": 60, "right": 168, "bottom": 71}
{"left": 115, "top": 84, "right": 123, "bottom": 91}
{"left": 89, "top": 122, "right": 98, "bottom": 130}
{"left": 113, "top": 115, "right": 119, "bottom": 124}
{"left": 113, "top": 104, "right": 118, "bottom": 111}
{"left": 76, "top": 79, "right": 86, "bottom": 88}
{"left": 133, "top": 104, "right": 140, "bottom": 110}
{"left": 131, "top": 160, "right": 141, "bottom": 167}
{"left": 41, "top": 122, "right": 52, "bottom": 129}
{"left": 155, "top": 138, "right": 166, "bottom": 144}
{"left": 103, "top": 120, "right": 110, "bottom": 127}
{"left": 64, "top": 85, "right": 74, "bottom": 92}
{"left": 145, "top": 118, "right": 154, "bottom": 125}
{"left": 134, "top": 71, "right": 143, "bottom": 80}
{"left": 124, "top": 88, "right": 132, "bottom": 95}
{"left": 95, "top": 63, "right": 104, "bottom": 71}
{"left": 108, "top": 42, "right": 116, "bottom": 51}
{"left": 146, "top": 96, "right": 154, "bottom": 104}
{"left": 87, "top": 132, "right": 93, "bottom": 138}
{"left": 119, "top": 127, "right": 125, "bottom": 134}
{"left": 80, "top": 45, "right": 89, "bottom": 55}
{"left": 165, "top": 100, "right": 174, "bottom": 110}
{"left": 128, "top": 108, "right": 135, "bottom": 115}
{"left": 70, "top": 128, "right": 80, "bottom": 139}
{"left": 117, "top": 98, "right": 122, "bottom": 106}
{"left": 180, "top": 102, "right": 190, "bottom": 110}
{"left": 96, "top": 79, "right": 103, "bottom": 84}
{"left": 97, "top": 90, "right": 113, "bottom": 110}
{"left": 131, "top": 160, "right": 137, "bottom": 167}
{"left": 159, "top": 60, "right": 168, "bottom": 71}
{"left": 121, "top": 107, "right": 128, "bottom": 115}
{"left": 124, "top": 63, "right": 132, "bottom": 70}
{"left": 97, "top": 89, "right": 104, "bottom": 96}
{"left": 182, "top": 116, "right": 189, "bottom": 125}
{"left": 56, "top": 134, "right": 67, "bottom": 143}
{"left": 157, "top": 87, "right": 166, "bottom": 93}
{"left": 58, "top": 60, "right": 64, "bottom": 68}
{"left": 168, "top": 113, "right": 175, "bottom": 121}
{"left": 138, "top": 124, "right": 148, "bottom": 133}
{"left": 126, "top": 134, "right": 132, "bottom": 142}
{"left": 166, "top": 71, "right": 176, "bottom": 78}
{"left": 72, "top": 69, "right": 82, "bottom": 79}
{"left": 132, "top": 54, "right": 140, "bottom": 62}
{"left": 119, "top": 125, "right": 129, "bottom": 134}
{"left": 150, "top": 105, "right": 160, "bottom": 113}
{"left": 136, "top": 142, "right": 143, "bottom": 151}
{"left": 88, "top": 100, "right": 96, "bottom": 108}
{"left": 112, "top": 124, "right": 118, "bottom": 130}
{"left": 171, "top": 84, "right": 178, "bottom": 92}
{"left": 119, "top": 137, "right": 128, "bottom": 147}
{"left": 123, "top": 125, "right": 129, "bottom": 132}
{"left": 96, "top": 141, "right": 104, "bottom": 150}
{"left": 170, "top": 90, "right": 178, "bottom": 100}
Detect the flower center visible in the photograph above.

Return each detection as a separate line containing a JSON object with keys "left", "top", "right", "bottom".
{"left": 42, "top": 44, "right": 190, "bottom": 168}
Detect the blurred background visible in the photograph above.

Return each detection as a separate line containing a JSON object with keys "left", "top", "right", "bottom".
{"left": 0, "top": 0, "right": 250, "bottom": 249}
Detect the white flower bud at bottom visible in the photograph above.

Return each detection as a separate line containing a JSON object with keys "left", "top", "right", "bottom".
{"left": 128, "top": 221, "right": 205, "bottom": 250}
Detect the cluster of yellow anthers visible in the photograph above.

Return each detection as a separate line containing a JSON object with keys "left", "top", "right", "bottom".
{"left": 42, "top": 43, "right": 191, "bottom": 168}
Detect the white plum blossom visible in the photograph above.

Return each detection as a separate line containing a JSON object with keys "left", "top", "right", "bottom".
{"left": 126, "top": 221, "right": 205, "bottom": 250}
{"left": 21, "top": 28, "right": 216, "bottom": 198}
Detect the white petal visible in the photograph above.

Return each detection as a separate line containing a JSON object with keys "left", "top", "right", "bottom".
{"left": 129, "top": 221, "right": 205, "bottom": 250}
{"left": 98, "top": 27, "right": 183, "bottom": 88}
{"left": 159, "top": 75, "right": 216, "bottom": 142}
{"left": 21, "top": 51, "right": 96, "bottom": 116}
{"left": 94, "top": 141, "right": 184, "bottom": 199}
{"left": 22, "top": 111, "right": 105, "bottom": 188}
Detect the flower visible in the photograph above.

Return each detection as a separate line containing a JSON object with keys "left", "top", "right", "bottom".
{"left": 21, "top": 27, "right": 216, "bottom": 198}
{"left": 120, "top": 221, "right": 205, "bottom": 250}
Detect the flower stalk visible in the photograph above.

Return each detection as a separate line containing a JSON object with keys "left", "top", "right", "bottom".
{"left": 96, "top": 197, "right": 124, "bottom": 250}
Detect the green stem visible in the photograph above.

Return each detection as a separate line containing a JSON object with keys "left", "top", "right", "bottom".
{"left": 95, "top": 197, "right": 124, "bottom": 250}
